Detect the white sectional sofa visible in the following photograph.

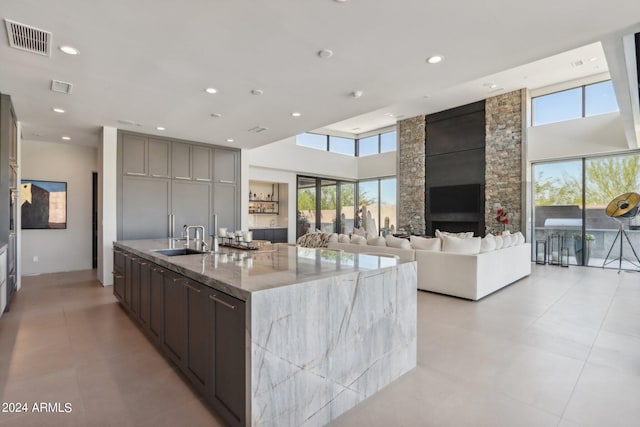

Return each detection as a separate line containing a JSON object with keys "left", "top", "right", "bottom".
{"left": 326, "top": 237, "right": 531, "bottom": 300}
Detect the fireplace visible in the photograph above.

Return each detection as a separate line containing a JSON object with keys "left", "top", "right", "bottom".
{"left": 426, "top": 184, "right": 485, "bottom": 236}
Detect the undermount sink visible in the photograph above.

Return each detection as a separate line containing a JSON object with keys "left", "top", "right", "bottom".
{"left": 153, "top": 248, "right": 206, "bottom": 257}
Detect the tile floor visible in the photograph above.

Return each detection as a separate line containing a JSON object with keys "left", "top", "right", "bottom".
{"left": 0, "top": 265, "right": 638, "bottom": 426}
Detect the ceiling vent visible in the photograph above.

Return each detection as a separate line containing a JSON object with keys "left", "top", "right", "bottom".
{"left": 248, "top": 126, "right": 268, "bottom": 133}
{"left": 4, "top": 19, "right": 51, "bottom": 56}
{"left": 51, "top": 80, "right": 73, "bottom": 94}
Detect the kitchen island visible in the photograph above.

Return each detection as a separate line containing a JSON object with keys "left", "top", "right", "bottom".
{"left": 113, "top": 239, "right": 417, "bottom": 427}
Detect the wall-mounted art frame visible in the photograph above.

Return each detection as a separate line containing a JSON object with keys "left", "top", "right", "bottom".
{"left": 21, "top": 180, "right": 67, "bottom": 229}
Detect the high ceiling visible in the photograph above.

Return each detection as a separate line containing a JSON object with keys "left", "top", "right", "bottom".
{"left": 1, "top": 0, "right": 639, "bottom": 149}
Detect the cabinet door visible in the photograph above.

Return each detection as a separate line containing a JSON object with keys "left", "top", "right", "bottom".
{"left": 274, "top": 228, "right": 288, "bottom": 243}
{"left": 213, "top": 183, "right": 237, "bottom": 232}
{"left": 213, "top": 149, "right": 239, "bottom": 184}
{"left": 209, "top": 291, "right": 246, "bottom": 427}
{"left": 124, "top": 255, "right": 133, "bottom": 309}
{"left": 149, "top": 266, "right": 164, "bottom": 342}
{"left": 113, "top": 270, "right": 125, "bottom": 303}
{"left": 163, "top": 271, "right": 188, "bottom": 367}
{"left": 139, "top": 261, "right": 151, "bottom": 328}
{"left": 185, "top": 280, "right": 211, "bottom": 397}
{"left": 172, "top": 181, "right": 212, "bottom": 236}
{"left": 172, "top": 142, "right": 192, "bottom": 180}
{"left": 251, "top": 229, "right": 265, "bottom": 241}
{"left": 122, "top": 177, "right": 170, "bottom": 240}
{"left": 130, "top": 258, "right": 141, "bottom": 318}
{"left": 122, "top": 134, "right": 147, "bottom": 176}
{"left": 148, "top": 138, "right": 171, "bottom": 178}
{"left": 192, "top": 146, "right": 212, "bottom": 182}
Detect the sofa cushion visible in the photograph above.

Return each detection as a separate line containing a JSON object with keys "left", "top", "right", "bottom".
{"left": 351, "top": 235, "right": 367, "bottom": 245}
{"left": 328, "top": 233, "right": 338, "bottom": 243}
{"left": 410, "top": 235, "right": 441, "bottom": 251}
{"left": 436, "top": 229, "right": 474, "bottom": 239}
{"left": 338, "top": 233, "right": 351, "bottom": 244}
{"left": 367, "top": 236, "right": 387, "bottom": 246}
{"left": 480, "top": 234, "right": 496, "bottom": 253}
{"left": 385, "top": 235, "right": 412, "bottom": 250}
{"left": 513, "top": 231, "right": 525, "bottom": 246}
{"left": 501, "top": 234, "right": 512, "bottom": 248}
{"left": 441, "top": 235, "right": 481, "bottom": 254}
{"left": 494, "top": 235, "right": 504, "bottom": 250}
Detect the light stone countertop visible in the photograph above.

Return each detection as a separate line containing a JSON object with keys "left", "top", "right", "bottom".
{"left": 114, "top": 239, "right": 405, "bottom": 301}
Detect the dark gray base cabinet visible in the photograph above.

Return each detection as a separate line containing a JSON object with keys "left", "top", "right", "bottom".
{"left": 250, "top": 228, "right": 287, "bottom": 243}
{"left": 113, "top": 249, "right": 246, "bottom": 427}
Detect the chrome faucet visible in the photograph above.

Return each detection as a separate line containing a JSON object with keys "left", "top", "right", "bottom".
{"left": 183, "top": 225, "right": 208, "bottom": 251}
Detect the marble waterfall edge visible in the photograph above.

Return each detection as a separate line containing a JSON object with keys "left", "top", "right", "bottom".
{"left": 250, "top": 262, "right": 417, "bottom": 427}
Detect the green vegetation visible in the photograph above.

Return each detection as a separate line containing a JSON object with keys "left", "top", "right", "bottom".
{"left": 535, "top": 156, "right": 640, "bottom": 206}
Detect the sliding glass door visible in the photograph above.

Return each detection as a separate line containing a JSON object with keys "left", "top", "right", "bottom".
{"left": 297, "top": 176, "right": 356, "bottom": 238}
{"left": 533, "top": 152, "right": 640, "bottom": 269}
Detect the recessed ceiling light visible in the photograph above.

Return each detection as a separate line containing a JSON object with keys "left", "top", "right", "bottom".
{"left": 589, "top": 57, "right": 598, "bottom": 62}
{"left": 210, "top": 113, "right": 222, "bottom": 118}
{"left": 334, "top": 0, "right": 349, "bottom": 2}
{"left": 490, "top": 84, "right": 498, "bottom": 89}
{"left": 52, "top": 107, "right": 65, "bottom": 113}
{"left": 317, "top": 49, "right": 333, "bottom": 59}
{"left": 156, "top": 126, "right": 165, "bottom": 131}
{"left": 205, "top": 87, "right": 218, "bottom": 94}
{"left": 61, "top": 136, "right": 71, "bottom": 140}
{"left": 59, "top": 45, "right": 79, "bottom": 55}
{"left": 291, "top": 112, "right": 302, "bottom": 117}
{"left": 350, "top": 90, "right": 363, "bottom": 98}
{"left": 384, "top": 112, "right": 394, "bottom": 117}
{"left": 352, "top": 127, "right": 361, "bottom": 131}
{"left": 226, "top": 138, "right": 235, "bottom": 143}
{"left": 426, "top": 55, "right": 444, "bottom": 64}
{"left": 251, "top": 89, "right": 264, "bottom": 96}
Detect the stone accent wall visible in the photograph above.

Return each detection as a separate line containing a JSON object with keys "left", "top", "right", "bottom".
{"left": 398, "top": 115, "right": 426, "bottom": 234}
{"left": 485, "top": 90, "right": 523, "bottom": 233}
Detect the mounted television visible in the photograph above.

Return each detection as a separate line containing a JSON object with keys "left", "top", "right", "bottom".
{"left": 430, "top": 184, "right": 482, "bottom": 214}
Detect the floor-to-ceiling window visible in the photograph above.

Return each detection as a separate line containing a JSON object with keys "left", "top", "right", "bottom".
{"left": 297, "top": 176, "right": 397, "bottom": 238}
{"left": 532, "top": 152, "right": 640, "bottom": 269}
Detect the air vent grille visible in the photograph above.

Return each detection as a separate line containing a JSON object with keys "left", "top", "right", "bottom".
{"left": 5, "top": 19, "right": 51, "bottom": 56}
{"left": 248, "top": 126, "right": 268, "bottom": 133}
{"left": 51, "top": 80, "right": 73, "bottom": 94}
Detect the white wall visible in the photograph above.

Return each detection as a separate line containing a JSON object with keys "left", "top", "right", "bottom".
{"left": 528, "top": 112, "right": 629, "bottom": 162}
{"left": 358, "top": 151, "right": 396, "bottom": 179}
{"left": 98, "top": 127, "right": 117, "bottom": 286}
{"left": 20, "top": 140, "right": 97, "bottom": 275}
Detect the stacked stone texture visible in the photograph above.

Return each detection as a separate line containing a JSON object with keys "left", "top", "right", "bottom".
{"left": 485, "top": 90, "right": 523, "bottom": 233}
{"left": 398, "top": 115, "right": 426, "bottom": 233}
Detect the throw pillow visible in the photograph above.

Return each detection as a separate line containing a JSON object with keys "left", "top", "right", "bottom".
{"left": 338, "top": 234, "right": 351, "bottom": 244}
{"left": 385, "top": 235, "right": 412, "bottom": 250}
{"left": 513, "top": 231, "right": 525, "bottom": 246}
{"left": 410, "top": 235, "right": 441, "bottom": 251}
{"left": 494, "top": 235, "right": 504, "bottom": 250}
{"left": 441, "top": 235, "right": 481, "bottom": 255}
{"left": 328, "top": 233, "right": 339, "bottom": 243}
{"left": 367, "top": 236, "right": 387, "bottom": 246}
{"left": 480, "top": 234, "right": 496, "bottom": 253}
{"left": 435, "top": 229, "right": 474, "bottom": 239}
{"left": 501, "top": 234, "right": 512, "bottom": 248}
{"left": 351, "top": 235, "right": 367, "bottom": 245}
{"left": 296, "top": 232, "right": 333, "bottom": 248}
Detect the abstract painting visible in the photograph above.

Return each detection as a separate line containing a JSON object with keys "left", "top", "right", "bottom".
{"left": 21, "top": 180, "right": 67, "bottom": 229}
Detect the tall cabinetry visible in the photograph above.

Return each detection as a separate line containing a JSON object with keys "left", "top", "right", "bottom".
{"left": 118, "top": 133, "right": 239, "bottom": 240}
{"left": 0, "top": 94, "right": 18, "bottom": 313}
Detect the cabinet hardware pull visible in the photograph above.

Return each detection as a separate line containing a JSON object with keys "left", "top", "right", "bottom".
{"left": 126, "top": 172, "right": 146, "bottom": 176}
{"left": 151, "top": 174, "right": 168, "bottom": 178}
{"left": 218, "top": 180, "right": 233, "bottom": 184}
{"left": 195, "top": 178, "right": 211, "bottom": 182}
{"left": 113, "top": 275, "right": 124, "bottom": 279}
{"left": 209, "top": 294, "right": 235, "bottom": 309}
{"left": 185, "top": 283, "right": 201, "bottom": 292}
{"left": 175, "top": 176, "right": 191, "bottom": 180}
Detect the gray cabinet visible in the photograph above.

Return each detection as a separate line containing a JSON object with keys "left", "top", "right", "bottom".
{"left": 209, "top": 290, "right": 246, "bottom": 427}
{"left": 193, "top": 146, "right": 212, "bottom": 182}
{"left": 172, "top": 181, "right": 212, "bottom": 236}
{"left": 122, "top": 177, "right": 170, "bottom": 240}
{"left": 214, "top": 148, "right": 239, "bottom": 184}
{"left": 172, "top": 142, "right": 192, "bottom": 180}
{"left": 251, "top": 228, "right": 288, "bottom": 243}
{"left": 122, "top": 134, "right": 147, "bottom": 176}
{"left": 118, "top": 132, "right": 239, "bottom": 240}
{"left": 148, "top": 138, "right": 170, "bottom": 178}
{"left": 113, "top": 247, "right": 246, "bottom": 427}
{"left": 213, "top": 183, "right": 238, "bottom": 232}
